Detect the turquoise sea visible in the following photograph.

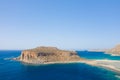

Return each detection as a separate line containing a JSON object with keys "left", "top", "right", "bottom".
{"left": 0, "top": 50, "right": 120, "bottom": 80}
{"left": 77, "top": 51, "right": 120, "bottom": 60}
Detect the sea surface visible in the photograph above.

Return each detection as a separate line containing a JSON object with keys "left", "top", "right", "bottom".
{"left": 0, "top": 50, "right": 120, "bottom": 80}
{"left": 77, "top": 51, "right": 120, "bottom": 60}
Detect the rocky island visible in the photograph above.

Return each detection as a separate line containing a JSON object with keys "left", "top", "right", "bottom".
{"left": 15, "top": 46, "right": 83, "bottom": 64}
{"left": 107, "top": 44, "right": 120, "bottom": 56}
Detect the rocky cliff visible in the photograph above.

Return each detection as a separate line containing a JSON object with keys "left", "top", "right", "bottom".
{"left": 107, "top": 44, "right": 120, "bottom": 56}
{"left": 16, "top": 46, "right": 83, "bottom": 64}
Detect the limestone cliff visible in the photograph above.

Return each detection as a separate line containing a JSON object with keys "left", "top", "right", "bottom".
{"left": 107, "top": 44, "right": 120, "bottom": 56}
{"left": 17, "top": 46, "right": 83, "bottom": 64}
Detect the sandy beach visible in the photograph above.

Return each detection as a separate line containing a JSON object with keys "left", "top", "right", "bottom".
{"left": 78, "top": 59, "right": 120, "bottom": 74}
{"left": 93, "top": 60, "right": 120, "bottom": 73}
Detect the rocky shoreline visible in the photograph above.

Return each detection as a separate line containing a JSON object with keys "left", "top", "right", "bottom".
{"left": 15, "top": 46, "right": 84, "bottom": 64}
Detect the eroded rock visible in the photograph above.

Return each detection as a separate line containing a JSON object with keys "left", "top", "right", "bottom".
{"left": 16, "top": 46, "right": 83, "bottom": 64}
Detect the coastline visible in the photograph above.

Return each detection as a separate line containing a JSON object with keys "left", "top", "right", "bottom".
{"left": 13, "top": 57, "right": 96, "bottom": 65}
{"left": 17, "top": 59, "right": 120, "bottom": 74}
{"left": 93, "top": 60, "right": 120, "bottom": 74}
{"left": 105, "top": 52, "right": 120, "bottom": 56}
{"left": 13, "top": 57, "right": 120, "bottom": 74}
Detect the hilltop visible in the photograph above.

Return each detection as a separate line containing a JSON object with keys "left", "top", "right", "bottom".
{"left": 15, "top": 46, "right": 83, "bottom": 64}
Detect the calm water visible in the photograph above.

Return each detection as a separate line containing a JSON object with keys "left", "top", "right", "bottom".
{"left": 77, "top": 51, "right": 120, "bottom": 60}
{"left": 0, "top": 50, "right": 120, "bottom": 80}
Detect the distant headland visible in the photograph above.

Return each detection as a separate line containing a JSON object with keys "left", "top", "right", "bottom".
{"left": 106, "top": 44, "right": 120, "bottom": 56}
{"left": 88, "top": 44, "right": 120, "bottom": 56}
{"left": 15, "top": 46, "right": 84, "bottom": 64}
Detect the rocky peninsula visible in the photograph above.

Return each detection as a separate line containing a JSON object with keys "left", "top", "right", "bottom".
{"left": 107, "top": 44, "right": 120, "bottom": 56}
{"left": 15, "top": 46, "right": 84, "bottom": 64}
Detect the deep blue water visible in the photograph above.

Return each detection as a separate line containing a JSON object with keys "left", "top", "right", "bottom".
{"left": 0, "top": 50, "right": 120, "bottom": 80}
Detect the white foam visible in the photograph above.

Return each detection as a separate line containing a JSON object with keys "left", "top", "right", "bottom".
{"left": 4, "top": 56, "right": 15, "bottom": 60}
{"left": 115, "top": 75, "right": 120, "bottom": 79}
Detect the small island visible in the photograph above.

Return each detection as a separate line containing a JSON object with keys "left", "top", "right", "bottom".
{"left": 15, "top": 46, "right": 84, "bottom": 64}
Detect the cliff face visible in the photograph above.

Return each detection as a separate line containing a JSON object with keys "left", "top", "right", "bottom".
{"left": 107, "top": 44, "right": 120, "bottom": 56}
{"left": 17, "top": 47, "right": 83, "bottom": 64}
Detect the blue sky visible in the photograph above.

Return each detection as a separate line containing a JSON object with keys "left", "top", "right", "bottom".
{"left": 0, "top": 0, "right": 120, "bottom": 50}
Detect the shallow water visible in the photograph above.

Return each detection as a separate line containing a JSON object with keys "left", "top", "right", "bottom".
{"left": 0, "top": 50, "right": 120, "bottom": 80}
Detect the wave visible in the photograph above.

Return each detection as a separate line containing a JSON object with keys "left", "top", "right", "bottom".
{"left": 115, "top": 75, "right": 120, "bottom": 79}
{"left": 3, "top": 56, "right": 15, "bottom": 60}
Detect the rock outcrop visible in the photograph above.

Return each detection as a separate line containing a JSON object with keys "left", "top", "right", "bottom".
{"left": 16, "top": 46, "right": 83, "bottom": 64}
{"left": 107, "top": 44, "right": 120, "bottom": 56}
